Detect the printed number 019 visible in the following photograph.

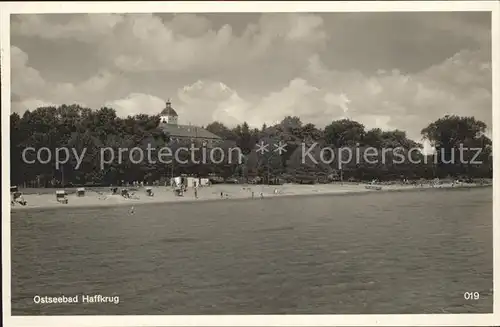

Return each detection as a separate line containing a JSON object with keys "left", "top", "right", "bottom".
{"left": 463, "top": 292, "right": 480, "bottom": 300}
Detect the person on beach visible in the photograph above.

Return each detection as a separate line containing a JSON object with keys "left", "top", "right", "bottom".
{"left": 260, "top": 192, "right": 264, "bottom": 199}
{"left": 194, "top": 187, "right": 198, "bottom": 199}
{"left": 252, "top": 191, "right": 255, "bottom": 199}
{"left": 220, "top": 192, "right": 224, "bottom": 199}
{"left": 129, "top": 206, "right": 135, "bottom": 215}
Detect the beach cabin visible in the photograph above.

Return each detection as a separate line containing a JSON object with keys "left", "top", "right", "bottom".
{"left": 200, "top": 178, "right": 210, "bottom": 186}
{"left": 172, "top": 176, "right": 182, "bottom": 188}
{"left": 187, "top": 177, "right": 197, "bottom": 188}
{"left": 145, "top": 187, "right": 154, "bottom": 197}
{"left": 77, "top": 187, "right": 85, "bottom": 197}
{"left": 56, "top": 190, "right": 68, "bottom": 204}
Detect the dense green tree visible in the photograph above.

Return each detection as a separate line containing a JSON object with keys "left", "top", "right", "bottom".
{"left": 421, "top": 115, "right": 491, "bottom": 178}
{"left": 206, "top": 121, "right": 237, "bottom": 140}
{"left": 9, "top": 104, "right": 492, "bottom": 187}
{"left": 324, "top": 119, "right": 366, "bottom": 147}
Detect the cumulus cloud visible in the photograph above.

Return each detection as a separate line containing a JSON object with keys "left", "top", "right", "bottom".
{"left": 31, "top": 44, "right": 490, "bottom": 144}
{"left": 11, "top": 46, "right": 46, "bottom": 99}
{"left": 104, "top": 93, "right": 166, "bottom": 118}
{"left": 11, "top": 98, "right": 57, "bottom": 114}
{"left": 11, "top": 46, "right": 115, "bottom": 112}
{"left": 133, "top": 78, "right": 351, "bottom": 128}
{"left": 178, "top": 80, "right": 251, "bottom": 126}
{"left": 12, "top": 13, "right": 327, "bottom": 73}
{"left": 10, "top": 13, "right": 491, "bottom": 143}
{"left": 162, "top": 48, "right": 491, "bottom": 141}
{"left": 12, "top": 14, "right": 124, "bottom": 42}
{"left": 301, "top": 49, "right": 492, "bottom": 140}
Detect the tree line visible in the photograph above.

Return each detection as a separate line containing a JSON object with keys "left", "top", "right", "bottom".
{"left": 10, "top": 104, "right": 492, "bottom": 187}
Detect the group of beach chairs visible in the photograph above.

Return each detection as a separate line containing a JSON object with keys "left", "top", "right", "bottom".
{"left": 10, "top": 186, "right": 75, "bottom": 206}
{"left": 110, "top": 186, "right": 154, "bottom": 198}
{"left": 56, "top": 188, "right": 86, "bottom": 204}
{"left": 55, "top": 188, "right": 88, "bottom": 204}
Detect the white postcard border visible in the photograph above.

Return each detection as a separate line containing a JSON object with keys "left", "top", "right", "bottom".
{"left": 1, "top": 1, "right": 499, "bottom": 326}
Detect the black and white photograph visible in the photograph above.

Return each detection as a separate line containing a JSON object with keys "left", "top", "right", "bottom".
{"left": 2, "top": 1, "right": 499, "bottom": 326}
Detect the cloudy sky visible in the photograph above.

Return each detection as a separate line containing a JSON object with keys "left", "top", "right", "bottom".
{"left": 10, "top": 12, "right": 492, "bottom": 144}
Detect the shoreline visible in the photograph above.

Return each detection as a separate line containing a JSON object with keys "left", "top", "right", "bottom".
{"left": 10, "top": 183, "right": 491, "bottom": 212}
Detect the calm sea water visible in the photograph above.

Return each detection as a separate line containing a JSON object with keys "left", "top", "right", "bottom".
{"left": 11, "top": 188, "right": 493, "bottom": 315}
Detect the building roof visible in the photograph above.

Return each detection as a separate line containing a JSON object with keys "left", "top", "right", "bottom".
{"left": 160, "top": 124, "right": 221, "bottom": 140}
{"left": 160, "top": 101, "right": 178, "bottom": 116}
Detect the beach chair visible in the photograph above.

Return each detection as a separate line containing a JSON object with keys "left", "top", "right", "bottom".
{"left": 12, "top": 191, "right": 27, "bottom": 206}
{"left": 77, "top": 187, "right": 85, "bottom": 197}
{"left": 121, "top": 189, "right": 130, "bottom": 198}
{"left": 145, "top": 187, "right": 154, "bottom": 197}
{"left": 56, "top": 190, "right": 68, "bottom": 204}
{"left": 11, "top": 186, "right": 18, "bottom": 205}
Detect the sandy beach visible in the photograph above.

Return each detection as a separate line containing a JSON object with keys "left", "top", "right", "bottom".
{"left": 9, "top": 182, "right": 491, "bottom": 211}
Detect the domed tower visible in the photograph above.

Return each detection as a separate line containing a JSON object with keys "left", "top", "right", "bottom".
{"left": 159, "top": 99, "right": 178, "bottom": 125}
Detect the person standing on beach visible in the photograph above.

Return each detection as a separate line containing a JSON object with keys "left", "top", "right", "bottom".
{"left": 194, "top": 187, "right": 198, "bottom": 199}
